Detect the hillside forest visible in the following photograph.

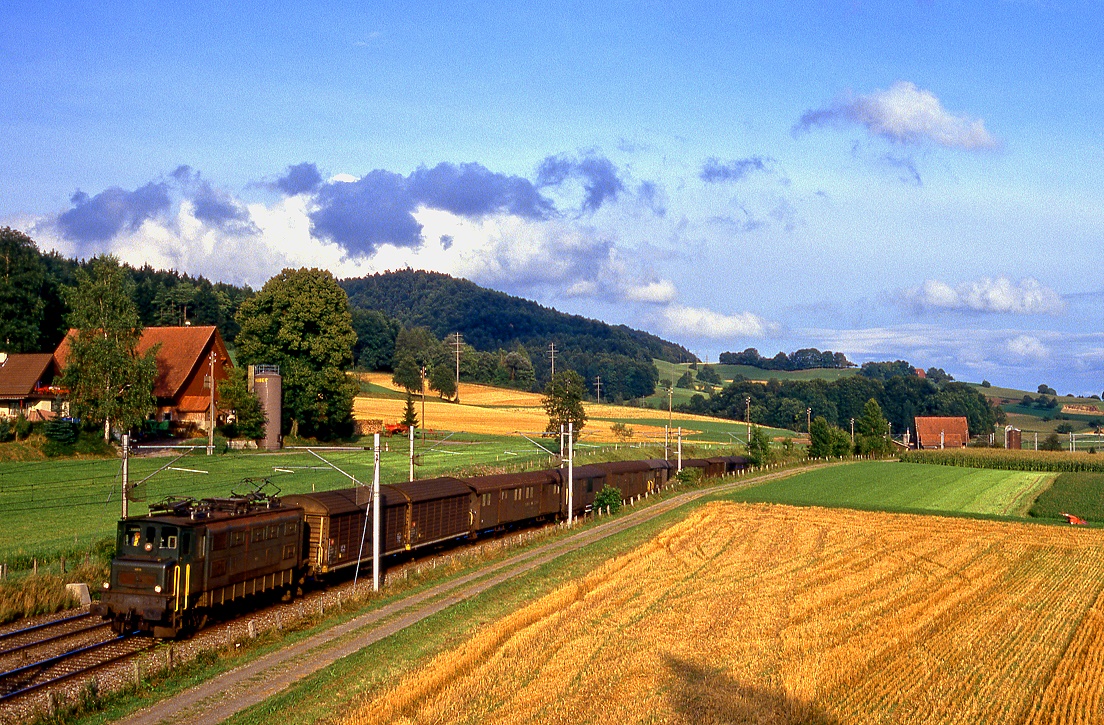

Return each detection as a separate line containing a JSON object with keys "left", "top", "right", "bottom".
{"left": 2, "top": 227, "right": 1003, "bottom": 438}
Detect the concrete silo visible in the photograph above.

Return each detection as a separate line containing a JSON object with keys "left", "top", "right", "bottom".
{"left": 249, "top": 364, "right": 282, "bottom": 451}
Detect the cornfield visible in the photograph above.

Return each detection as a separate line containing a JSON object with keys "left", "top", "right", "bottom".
{"left": 345, "top": 502, "right": 1104, "bottom": 724}
{"left": 901, "top": 448, "right": 1104, "bottom": 473}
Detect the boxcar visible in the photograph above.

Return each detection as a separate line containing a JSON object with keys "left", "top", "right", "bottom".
{"left": 600, "top": 460, "right": 654, "bottom": 501}
{"left": 566, "top": 464, "right": 608, "bottom": 515}
{"left": 402, "top": 477, "right": 473, "bottom": 549}
{"left": 643, "top": 459, "right": 672, "bottom": 489}
{"left": 284, "top": 486, "right": 407, "bottom": 575}
{"left": 468, "top": 469, "right": 561, "bottom": 531}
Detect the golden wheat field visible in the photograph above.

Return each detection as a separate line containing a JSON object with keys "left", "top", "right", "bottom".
{"left": 345, "top": 503, "right": 1104, "bottom": 725}
{"left": 354, "top": 373, "right": 727, "bottom": 440}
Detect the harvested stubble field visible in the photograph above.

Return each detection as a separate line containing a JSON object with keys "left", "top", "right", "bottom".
{"left": 346, "top": 502, "right": 1104, "bottom": 725}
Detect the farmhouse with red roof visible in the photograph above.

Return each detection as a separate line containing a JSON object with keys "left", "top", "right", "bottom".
{"left": 0, "top": 353, "right": 60, "bottom": 421}
{"left": 54, "top": 325, "right": 232, "bottom": 431}
{"left": 914, "top": 416, "right": 970, "bottom": 449}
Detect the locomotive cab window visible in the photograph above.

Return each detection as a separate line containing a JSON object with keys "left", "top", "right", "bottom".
{"left": 286, "top": 521, "right": 297, "bottom": 535}
{"left": 159, "top": 526, "right": 178, "bottom": 550}
{"left": 231, "top": 530, "right": 245, "bottom": 547}
{"left": 123, "top": 524, "right": 142, "bottom": 548}
{"left": 252, "top": 527, "right": 266, "bottom": 543}
{"left": 268, "top": 524, "right": 279, "bottom": 539}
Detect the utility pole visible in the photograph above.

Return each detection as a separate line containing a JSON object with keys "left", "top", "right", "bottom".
{"left": 850, "top": 418, "right": 855, "bottom": 442}
{"left": 451, "top": 332, "right": 463, "bottom": 394}
{"left": 665, "top": 425, "right": 669, "bottom": 461}
{"left": 420, "top": 365, "right": 426, "bottom": 442}
{"left": 207, "top": 351, "right": 217, "bottom": 456}
{"left": 677, "top": 426, "right": 682, "bottom": 473}
{"left": 549, "top": 342, "right": 556, "bottom": 379}
{"left": 121, "top": 433, "right": 129, "bottom": 519}
{"left": 409, "top": 424, "right": 415, "bottom": 482}
{"left": 595, "top": 376, "right": 601, "bottom": 405}
{"left": 745, "top": 396, "right": 751, "bottom": 441}
{"left": 567, "top": 421, "right": 574, "bottom": 527}
{"left": 807, "top": 407, "right": 812, "bottom": 435}
{"left": 668, "top": 385, "right": 673, "bottom": 430}
{"left": 372, "top": 432, "right": 381, "bottom": 592}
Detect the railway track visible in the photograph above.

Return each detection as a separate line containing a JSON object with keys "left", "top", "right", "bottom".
{"left": 0, "top": 624, "right": 153, "bottom": 703}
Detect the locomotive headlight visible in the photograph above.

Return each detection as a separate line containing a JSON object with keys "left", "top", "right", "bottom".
{"left": 154, "top": 585, "right": 162, "bottom": 593}
{"left": 102, "top": 582, "right": 110, "bottom": 590}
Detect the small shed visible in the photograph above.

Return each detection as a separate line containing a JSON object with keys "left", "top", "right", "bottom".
{"left": 914, "top": 416, "right": 970, "bottom": 449}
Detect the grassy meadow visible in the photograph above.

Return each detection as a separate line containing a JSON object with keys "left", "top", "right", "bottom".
{"left": 729, "top": 461, "right": 1059, "bottom": 518}
{"left": 335, "top": 502, "right": 1104, "bottom": 725}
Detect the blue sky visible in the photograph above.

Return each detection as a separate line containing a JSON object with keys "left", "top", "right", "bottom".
{"left": 3, "top": 1, "right": 1104, "bottom": 393}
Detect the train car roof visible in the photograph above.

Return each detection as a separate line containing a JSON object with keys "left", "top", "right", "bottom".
{"left": 680, "top": 458, "right": 710, "bottom": 467}
{"left": 643, "top": 458, "right": 673, "bottom": 470}
{"left": 393, "top": 476, "right": 471, "bottom": 502}
{"left": 129, "top": 497, "right": 300, "bottom": 526}
{"left": 465, "top": 468, "right": 560, "bottom": 493}
{"left": 598, "top": 459, "right": 654, "bottom": 474}
{"left": 568, "top": 464, "right": 609, "bottom": 479}
{"left": 283, "top": 486, "right": 407, "bottom": 517}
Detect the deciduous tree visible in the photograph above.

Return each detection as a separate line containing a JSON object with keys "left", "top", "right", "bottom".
{"left": 543, "top": 370, "right": 587, "bottom": 440}
{"left": 218, "top": 367, "right": 267, "bottom": 440}
{"left": 235, "top": 268, "right": 358, "bottom": 440}
{"left": 60, "top": 256, "right": 157, "bottom": 441}
{"left": 0, "top": 227, "right": 47, "bottom": 352}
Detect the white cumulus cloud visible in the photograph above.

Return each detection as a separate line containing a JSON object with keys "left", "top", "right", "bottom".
{"left": 797, "top": 81, "right": 998, "bottom": 150}
{"left": 624, "top": 279, "right": 677, "bottom": 304}
{"left": 661, "top": 305, "right": 778, "bottom": 339}
{"left": 903, "top": 276, "right": 1065, "bottom": 315}
{"left": 1006, "top": 334, "right": 1050, "bottom": 361}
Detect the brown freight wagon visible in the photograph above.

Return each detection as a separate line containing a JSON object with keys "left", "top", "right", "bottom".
{"left": 469, "top": 469, "right": 561, "bottom": 531}
{"left": 403, "top": 477, "right": 473, "bottom": 549}
{"left": 566, "top": 464, "right": 608, "bottom": 516}
{"left": 643, "top": 459, "right": 672, "bottom": 488}
{"left": 600, "top": 459, "right": 654, "bottom": 500}
{"left": 284, "top": 487, "right": 407, "bottom": 575}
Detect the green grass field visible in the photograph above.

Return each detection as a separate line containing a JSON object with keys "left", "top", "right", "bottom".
{"left": 1029, "top": 472, "right": 1104, "bottom": 521}
{"left": 0, "top": 436, "right": 566, "bottom": 563}
{"left": 729, "top": 461, "right": 1058, "bottom": 518}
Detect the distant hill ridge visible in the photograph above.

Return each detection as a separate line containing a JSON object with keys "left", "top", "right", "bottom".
{"left": 340, "top": 270, "right": 695, "bottom": 364}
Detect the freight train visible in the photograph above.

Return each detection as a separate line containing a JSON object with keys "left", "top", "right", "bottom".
{"left": 91, "top": 455, "right": 748, "bottom": 637}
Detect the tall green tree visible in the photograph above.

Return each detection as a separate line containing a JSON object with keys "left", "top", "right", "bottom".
{"left": 542, "top": 370, "right": 587, "bottom": 440}
{"left": 855, "top": 398, "right": 892, "bottom": 455}
{"left": 60, "top": 256, "right": 157, "bottom": 441}
{"left": 746, "top": 425, "right": 773, "bottom": 467}
{"left": 428, "top": 360, "right": 457, "bottom": 399}
{"left": 392, "top": 356, "right": 423, "bottom": 394}
{"left": 352, "top": 309, "right": 401, "bottom": 371}
{"left": 235, "top": 268, "right": 358, "bottom": 440}
{"left": 808, "top": 416, "right": 853, "bottom": 458}
{"left": 0, "top": 227, "right": 47, "bottom": 352}
{"left": 217, "top": 367, "right": 267, "bottom": 440}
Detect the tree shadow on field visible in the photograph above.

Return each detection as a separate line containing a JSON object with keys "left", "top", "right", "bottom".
{"left": 665, "top": 656, "right": 839, "bottom": 725}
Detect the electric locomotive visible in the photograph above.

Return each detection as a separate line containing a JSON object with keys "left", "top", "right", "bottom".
{"left": 93, "top": 491, "right": 304, "bottom": 638}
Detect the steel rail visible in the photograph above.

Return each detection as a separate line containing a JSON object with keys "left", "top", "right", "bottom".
{"left": 0, "top": 613, "right": 92, "bottom": 644}
{"left": 0, "top": 632, "right": 153, "bottom": 702}
{"left": 0, "top": 621, "right": 112, "bottom": 658}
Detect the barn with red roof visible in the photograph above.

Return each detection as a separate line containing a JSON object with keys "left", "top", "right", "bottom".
{"left": 914, "top": 416, "right": 970, "bottom": 449}
{"left": 54, "top": 325, "right": 232, "bottom": 431}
